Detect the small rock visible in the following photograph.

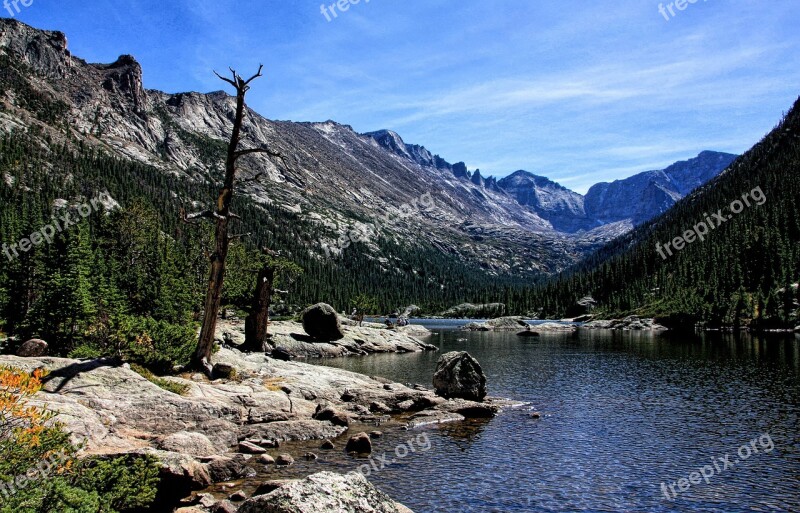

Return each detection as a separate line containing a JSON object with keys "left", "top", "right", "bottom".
{"left": 345, "top": 432, "right": 372, "bottom": 454}
{"left": 397, "top": 399, "right": 415, "bottom": 411}
{"left": 229, "top": 490, "right": 248, "bottom": 502}
{"left": 320, "top": 440, "right": 335, "bottom": 450}
{"left": 276, "top": 454, "right": 294, "bottom": 466}
{"left": 205, "top": 456, "right": 256, "bottom": 482}
{"left": 259, "top": 454, "right": 275, "bottom": 465}
{"left": 369, "top": 401, "right": 392, "bottom": 413}
{"left": 369, "top": 431, "right": 383, "bottom": 439}
{"left": 253, "top": 480, "right": 298, "bottom": 496}
{"left": 158, "top": 432, "right": 218, "bottom": 458}
{"left": 212, "top": 500, "right": 238, "bottom": 513}
{"left": 351, "top": 404, "right": 370, "bottom": 415}
{"left": 313, "top": 404, "right": 350, "bottom": 427}
{"left": 16, "top": 339, "right": 48, "bottom": 357}
{"left": 191, "top": 373, "right": 206, "bottom": 382}
{"left": 238, "top": 441, "right": 267, "bottom": 454}
{"left": 531, "top": 411, "right": 541, "bottom": 419}
{"left": 198, "top": 493, "right": 217, "bottom": 508}
{"left": 270, "top": 347, "right": 293, "bottom": 361}
{"left": 304, "top": 452, "right": 318, "bottom": 461}
{"left": 212, "top": 363, "right": 236, "bottom": 380}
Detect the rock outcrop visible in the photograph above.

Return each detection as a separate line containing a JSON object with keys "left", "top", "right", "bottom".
{"left": 238, "top": 472, "right": 412, "bottom": 513}
{"left": 432, "top": 352, "right": 487, "bottom": 401}
{"left": 441, "top": 303, "right": 506, "bottom": 319}
{"left": 0, "top": 345, "right": 502, "bottom": 459}
{"left": 216, "top": 319, "right": 436, "bottom": 358}
{"left": 582, "top": 316, "right": 668, "bottom": 331}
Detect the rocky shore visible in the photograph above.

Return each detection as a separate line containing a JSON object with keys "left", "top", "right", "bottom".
{"left": 0, "top": 343, "right": 506, "bottom": 512}
{"left": 461, "top": 317, "right": 577, "bottom": 333}
{"left": 580, "top": 316, "right": 668, "bottom": 331}
{"left": 215, "top": 317, "right": 437, "bottom": 359}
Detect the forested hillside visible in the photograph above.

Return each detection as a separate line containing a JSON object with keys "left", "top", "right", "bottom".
{"left": 520, "top": 98, "right": 800, "bottom": 328}
{"left": 0, "top": 129, "right": 522, "bottom": 356}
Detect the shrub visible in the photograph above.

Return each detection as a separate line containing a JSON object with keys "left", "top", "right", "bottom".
{"left": 0, "top": 367, "right": 160, "bottom": 512}
{"left": 76, "top": 315, "right": 197, "bottom": 374}
{"left": 130, "top": 364, "right": 189, "bottom": 396}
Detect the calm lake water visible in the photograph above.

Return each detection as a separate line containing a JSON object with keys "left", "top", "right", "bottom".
{"left": 309, "top": 323, "right": 800, "bottom": 513}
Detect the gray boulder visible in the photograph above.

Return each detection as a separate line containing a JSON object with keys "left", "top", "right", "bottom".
{"left": 238, "top": 471, "right": 412, "bottom": 513}
{"left": 345, "top": 432, "right": 372, "bottom": 454}
{"left": 157, "top": 432, "right": 217, "bottom": 458}
{"left": 301, "top": 303, "right": 345, "bottom": 341}
{"left": 484, "top": 317, "right": 529, "bottom": 330}
{"left": 239, "top": 440, "right": 268, "bottom": 454}
{"left": 16, "top": 339, "right": 48, "bottom": 357}
{"left": 432, "top": 351, "right": 487, "bottom": 401}
{"left": 313, "top": 403, "right": 350, "bottom": 427}
{"left": 276, "top": 454, "right": 295, "bottom": 466}
{"left": 205, "top": 455, "right": 256, "bottom": 483}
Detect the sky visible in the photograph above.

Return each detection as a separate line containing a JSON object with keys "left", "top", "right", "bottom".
{"left": 8, "top": 0, "right": 800, "bottom": 193}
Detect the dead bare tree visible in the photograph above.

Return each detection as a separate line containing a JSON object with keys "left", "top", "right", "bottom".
{"left": 242, "top": 248, "right": 276, "bottom": 352}
{"left": 189, "top": 65, "right": 280, "bottom": 375}
{"left": 241, "top": 249, "right": 302, "bottom": 353}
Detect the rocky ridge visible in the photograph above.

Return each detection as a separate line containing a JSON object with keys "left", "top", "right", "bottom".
{"left": 0, "top": 18, "right": 737, "bottom": 278}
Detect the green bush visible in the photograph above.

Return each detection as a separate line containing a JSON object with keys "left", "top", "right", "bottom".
{"left": 130, "top": 364, "right": 189, "bottom": 396}
{"left": 115, "top": 316, "right": 197, "bottom": 374}
{"left": 0, "top": 367, "right": 160, "bottom": 513}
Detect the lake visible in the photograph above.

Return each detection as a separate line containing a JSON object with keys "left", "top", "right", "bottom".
{"left": 310, "top": 323, "right": 800, "bottom": 513}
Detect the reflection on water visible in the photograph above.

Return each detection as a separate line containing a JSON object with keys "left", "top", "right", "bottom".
{"left": 307, "top": 327, "right": 800, "bottom": 513}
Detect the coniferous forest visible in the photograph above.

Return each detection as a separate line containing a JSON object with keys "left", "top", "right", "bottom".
{"left": 2, "top": 96, "right": 799, "bottom": 365}
{"left": 521, "top": 98, "right": 800, "bottom": 328}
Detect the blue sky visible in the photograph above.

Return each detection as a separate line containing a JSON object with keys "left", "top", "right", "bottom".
{"left": 10, "top": 0, "right": 800, "bottom": 193}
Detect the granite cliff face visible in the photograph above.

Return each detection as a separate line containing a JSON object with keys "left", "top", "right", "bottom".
{"left": 584, "top": 151, "right": 738, "bottom": 225}
{"left": 0, "top": 18, "right": 736, "bottom": 276}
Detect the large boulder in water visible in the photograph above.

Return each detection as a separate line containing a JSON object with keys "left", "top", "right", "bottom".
{"left": 238, "top": 471, "right": 412, "bottom": 513}
{"left": 16, "top": 339, "right": 48, "bottom": 357}
{"left": 484, "top": 317, "right": 529, "bottom": 331}
{"left": 344, "top": 432, "right": 372, "bottom": 454}
{"left": 301, "top": 303, "right": 344, "bottom": 341}
{"left": 432, "top": 351, "right": 487, "bottom": 402}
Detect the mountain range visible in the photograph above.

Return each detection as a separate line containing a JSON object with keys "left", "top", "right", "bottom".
{"left": 0, "top": 18, "right": 736, "bottom": 279}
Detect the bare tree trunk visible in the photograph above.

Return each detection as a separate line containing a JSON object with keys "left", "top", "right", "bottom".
{"left": 243, "top": 260, "right": 275, "bottom": 352}
{"left": 192, "top": 66, "right": 264, "bottom": 374}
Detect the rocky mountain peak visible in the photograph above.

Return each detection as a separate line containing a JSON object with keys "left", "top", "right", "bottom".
{"left": 94, "top": 54, "right": 147, "bottom": 115}
{"left": 0, "top": 18, "right": 72, "bottom": 78}
{"left": 498, "top": 171, "right": 588, "bottom": 232}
